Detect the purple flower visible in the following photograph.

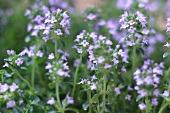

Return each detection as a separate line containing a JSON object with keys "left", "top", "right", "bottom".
{"left": 116, "top": 0, "right": 133, "bottom": 10}
{"left": 90, "top": 83, "right": 97, "bottom": 90}
{"left": 3, "top": 62, "right": 9, "bottom": 68}
{"left": 164, "top": 42, "right": 170, "bottom": 47}
{"left": 48, "top": 53, "right": 54, "bottom": 60}
{"left": 15, "top": 58, "right": 24, "bottom": 66}
{"left": 9, "top": 83, "right": 19, "bottom": 92}
{"left": 6, "top": 101, "right": 16, "bottom": 108}
{"left": 115, "top": 87, "right": 121, "bottom": 95}
{"left": 0, "top": 83, "right": 9, "bottom": 93}
{"left": 138, "top": 103, "right": 146, "bottom": 110}
{"left": 36, "top": 50, "right": 44, "bottom": 57}
{"left": 47, "top": 97, "right": 55, "bottom": 105}
{"left": 86, "top": 13, "right": 97, "bottom": 20}
{"left": 7, "top": 50, "right": 15, "bottom": 55}
{"left": 66, "top": 94, "right": 74, "bottom": 104}
{"left": 125, "top": 94, "right": 131, "bottom": 101}
{"left": 163, "top": 90, "right": 169, "bottom": 97}
{"left": 152, "top": 98, "right": 158, "bottom": 106}
{"left": 153, "top": 89, "right": 160, "bottom": 97}
{"left": 55, "top": 29, "right": 63, "bottom": 36}
{"left": 166, "top": 18, "right": 170, "bottom": 32}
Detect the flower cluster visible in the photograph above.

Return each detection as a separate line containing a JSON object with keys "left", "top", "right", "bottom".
{"left": 20, "top": 45, "right": 44, "bottom": 58}
{"left": 73, "top": 30, "right": 96, "bottom": 54}
{"left": 25, "top": 3, "right": 70, "bottom": 42}
{"left": 133, "top": 59, "right": 164, "bottom": 110}
{"left": 3, "top": 50, "right": 24, "bottom": 67}
{"left": 119, "top": 11, "right": 147, "bottom": 34}
{"left": 0, "top": 83, "right": 24, "bottom": 109}
{"left": 47, "top": 93, "right": 74, "bottom": 106}
{"left": 78, "top": 75, "right": 98, "bottom": 91}
{"left": 45, "top": 49, "right": 70, "bottom": 79}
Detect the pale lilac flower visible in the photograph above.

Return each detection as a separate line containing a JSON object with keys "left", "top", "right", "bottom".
{"left": 9, "top": 83, "right": 19, "bottom": 92}
{"left": 86, "top": 13, "right": 97, "bottom": 20}
{"left": 138, "top": 89, "right": 147, "bottom": 97}
{"left": 66, "top": 94, "right": 74, "bottom": 104}
{"left": 166, "top": 18, "right": 170, "bottom": 32}
{"left": 48, "top": 53, "right": 54, "bottom": 60}
{"left": 125, "top": 94, "right": 131, "bottom": 101}
{"left": 15, "top": 58, "right": 24, "bottom": 66}
{"left": 115, "top": 87, "right": 121, "bottom": 95}
{"left": 153, "top": 89, "right": 160, "bottom": 97}
{"left": 116, "top": 0, "right": 133, "bottom": 10}
{"left": 47, "top": 97, "right": 55, "bottom": 105}
{"left": 164, "top": 42, "right": 170, "bottom": 47}
{"left": 152, "top": 98, "right": 158, "bottom": 106}
{"left": 3, "top": 62, "right": 9, "bottom": 68}
{"left": 7, "top": 50, "right": 15, "bottom": 55}
{"left": 6, "top": 101, "right": 16, "bottom": 108}
{"left": 55, "top": 29, "right": 63, "bottom": 36}
{"left": 0, "top": 83, "right": 9, "bottom": 93}
{"left": 36, "top": 50, "right": 44, "bottom": 57}
{"left": 24, "top": 9, "right": 31, "bottom": 16}
{"left": 97, "top": 56, "right": 105, "bottom": 64}
{"left": 90, "top": 83, "right": 97, "bottom": 90}
{"left": 81, "top": 40, "right": 89, "bottom": 47}
{"left": 163, "top": 90, "right": 169, "bottom": 97}
{"left": 19, "top": 100, "right": 24, "bottom": 105}
{"left": 138, "top": 103, "right": 146, "bottom": 110}
{"left": 104, "top": 63, "right": 112, "bottom": 69}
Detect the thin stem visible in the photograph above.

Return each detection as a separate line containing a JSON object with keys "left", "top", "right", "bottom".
{"left": 161, "top": 67, "right": 170, "bottom": 87}
{"left": 31, "top": 57, "right": 36, "bottom": 88}
{"left": 132, "top": 45, "right": 136, "bottom": 71}
{"left": 13, "top": 68, "right": 31, "bottom": 89}
{"left": 31, "top": 43, "right": 41, "bottom": 88}
{"left": 56, "top": 81, "right": 62, "bottom": 107}
{"left": 102, "top": 74, "right": 107, "bottom": 112}
{"left": 54, "top": 39, "right": 62, "bottom": 108}
{"left": 158, "top": 102, "right": 169, "bottom": 113}
{"left": 71, "top": 54, "right": 82, "bottom": 97}
{"left": 88, "top": 91, "right": 92, "bottom": 113}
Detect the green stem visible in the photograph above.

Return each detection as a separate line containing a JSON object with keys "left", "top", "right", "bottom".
{"left": 88, "top": 91, "right": 92, "bottom": 113}
{"left": 71, "top": 54, "right": 82, "bottom": 97}
{"left": 13, "top": 68, "right": 31, "bottom": 89}
{"left": 158, "top": 102, "right": 169, "bottom": 113}
{"left": 31, "top": 57, "right": 36, "bottom": 88}
{"left": 31, "top": 43, "right": 41, "bottom": 88}
{"left": 102, "top": 74, "right": 107, "bottom": 112}
{"left": 132, "top": 45, "right": 136, "bottom": 71}
{"left": 161, "top": 67, "right": 170, "bottom": 87}
{"left": 54, "top": 39, "right": 62, "bottom": 108}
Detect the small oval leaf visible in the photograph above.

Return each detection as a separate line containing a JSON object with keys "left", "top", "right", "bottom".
{"left": 163, "top": 52, "right": 170, "bottom": 58}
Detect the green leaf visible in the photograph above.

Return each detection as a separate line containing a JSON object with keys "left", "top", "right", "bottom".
{"left": 20, "top": 67, "right": 27, "bottom": 70}
{"left": 4, "top": 58, "right": 12, "bottom": 62}
{"left": 91, "top": 94, "right": 100, "bottom": 103}
{"left": 48, "top": 82, "right": 56, "bottom": 89}
{"left": 62, "top": 99, "right": 68, "bottom": 108}
{"left": 60, "top": 40, "right": 65, "bottom": 47}
{"left": 0, "top": 70, "right": 5, "bottom": 75}
{"left": 65, "top": 107, "right": 79, "bottom": 113}
{"left": 163, "top": 52, "right": 170, "bottom": 58}
{"left": 30, "top": 96, "right": 40, "bottom": 105}
{"left": 5, "top": 72, "right": 13, "bottom": 77}
{"left": 167, "top": 36, "right": 170, "bottom": 41}
{"left": 136, "top": 95, "right": 142, "bottom": 102}
{"left": 105, "top": 104, "right": 113, "bottom": 112}
{"left": 82, "top": 102, "right": 89, "bottom": 111}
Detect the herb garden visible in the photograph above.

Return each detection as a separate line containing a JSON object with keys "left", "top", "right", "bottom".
{"left": 0, "top": 0, "right": 170, "bottom": 113}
